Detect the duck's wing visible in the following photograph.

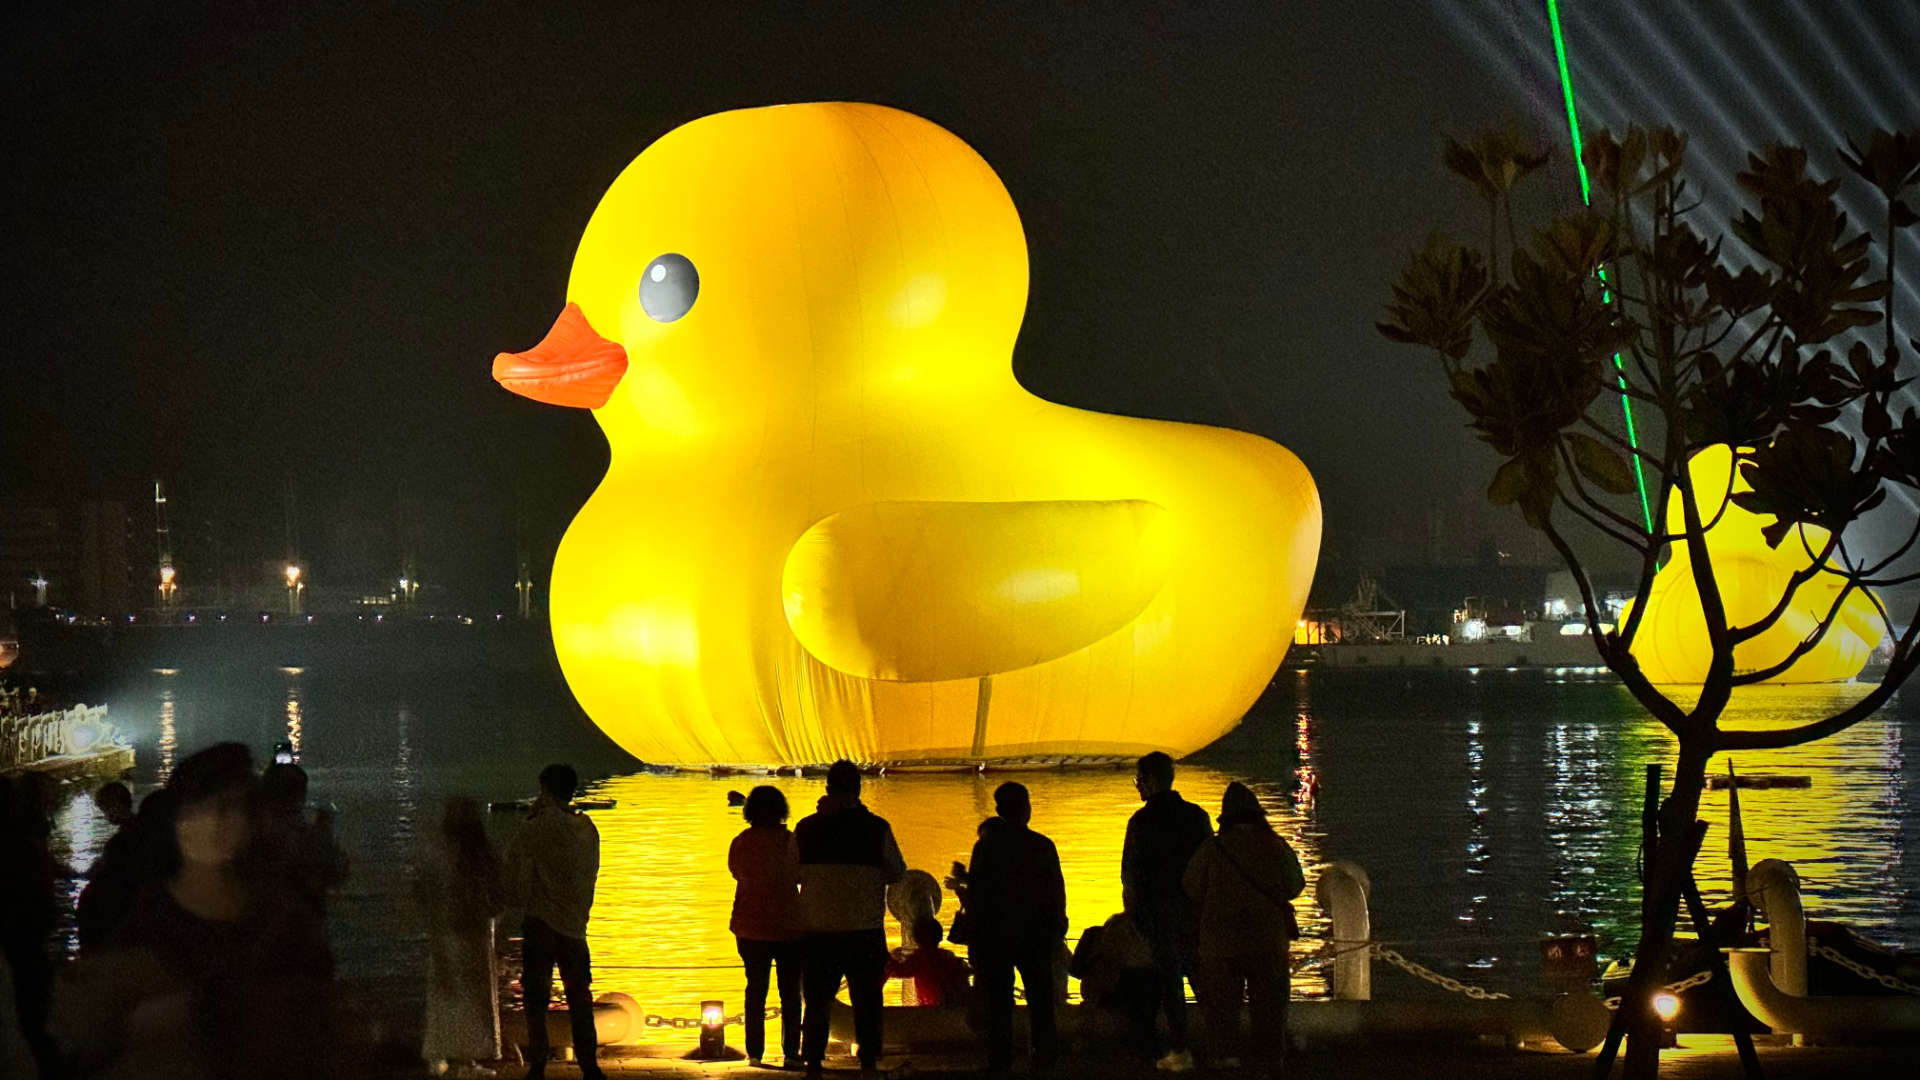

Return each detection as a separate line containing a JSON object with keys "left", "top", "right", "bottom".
{"left": 782, "top": 499, "right": 1170, "bottom": 682}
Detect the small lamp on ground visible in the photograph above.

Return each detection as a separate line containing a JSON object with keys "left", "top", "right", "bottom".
{"left": 698, "top": 1000, "right": 726, "bottom": 1059}
{"left": 1652, "top": 991, "right": 1681, "bottom": 1047}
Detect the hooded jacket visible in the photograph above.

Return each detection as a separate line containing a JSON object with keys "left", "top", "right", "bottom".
{"left": 1182, "top": 821, "right": 1305, "bottom": 960}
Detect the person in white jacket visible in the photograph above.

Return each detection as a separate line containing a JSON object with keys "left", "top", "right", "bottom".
{"left": 505, "top": 764, "right": 603, "bottom": 1080}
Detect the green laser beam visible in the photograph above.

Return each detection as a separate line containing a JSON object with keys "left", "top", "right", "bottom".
{"left": 1548, "top": 0, "right": 1657, "bottom": 538}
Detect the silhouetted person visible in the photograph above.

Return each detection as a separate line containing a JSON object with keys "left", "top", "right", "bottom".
{"left": 420, "top": 796, "right": 507, "bottom": 1076}
{"left": 76, "top": 786, "right": 168, "bottom": 952}
{"left": 729, "top": 785, "right": 804, "bottom": 1067}
{"left": 884, "top": 916, "right": 970, "bottom": 1008}
{"left": 1121, "top": 751, "right": 1211, "bottom": 1072}
{"left": 94, "top": 782, "right": 135, "bottom": 829}
{"left": 255, "top": 762, "right": 348, "bottom": 915}
{"left": 1, "top": 773, "right": 60, "bottom": 1078}
{"left": 795, "top": 760, "right": 904, "bottom": 1080}
{"left": 965, "top": 781, "right": 1065, "bottom": 1073}
{"left": 1185, "top": 781, "right": 1304, "bottom": 1076}
{"left": 1069, "top": 904, "right": 1160, "bottom": 1057}
{"left": 505, "top": 764, "right": 603, "bottom": 1080}
{"left": 54, "top": 742, "right": 336, "bottom": 1080}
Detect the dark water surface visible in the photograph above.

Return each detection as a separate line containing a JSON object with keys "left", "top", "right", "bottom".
{"left": 47, "top": 665, "right": 1920, "bottom": 1042}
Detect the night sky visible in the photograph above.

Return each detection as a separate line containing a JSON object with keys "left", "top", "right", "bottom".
{"left": 6, "top": 2, "right": 1917, "bottom": 608}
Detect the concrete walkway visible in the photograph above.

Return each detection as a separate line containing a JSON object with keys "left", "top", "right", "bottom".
{"left": 500, "top": 1038, "right": 1911, "bottom": 1079}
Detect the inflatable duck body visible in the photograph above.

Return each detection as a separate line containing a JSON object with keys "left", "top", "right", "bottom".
{"left": 494, "top": 103, "right": 1321, "bottom": 767}
{"left": 1627, "top": 445, "right": 1886, "bottom": 684}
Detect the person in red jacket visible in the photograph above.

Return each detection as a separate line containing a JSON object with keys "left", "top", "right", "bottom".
{"left": 728, "top": 785, "right": 805, "bottom": 1067}
{"left": 884, "top": 916, "right": 971, "bottom": 1007}
{"left": 965, "top": 781, "right": 1067, "bottom": 1073}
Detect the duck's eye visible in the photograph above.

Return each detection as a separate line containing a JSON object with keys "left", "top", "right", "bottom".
{"left": 640, "top": 253, "right": 698, "bottom": 323}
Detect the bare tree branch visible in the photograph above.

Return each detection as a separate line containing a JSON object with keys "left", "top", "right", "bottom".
{"left": 1729, "top": 529, "right": 1843, "bottom": 645}
{"left": 1730, "top": 577, "right": 1859, "bottom": 685}
{"left": 1543, "top": 520, "right": 1687, "bottom": 734}
{"left": 1859, "top": 515, "right": 1920, "bottom": 578}
{"left": 1577, "top": 412, "right": 1666, "bottom": 468}
{"left": 1555, "top": 442, "right": 1657, "bottom": 549}
{"left": 1616, "top": 452, "right": 1682, "bottom": 651}
{"left": 1719, "top": 622, "right": 1920, "bottom": 750}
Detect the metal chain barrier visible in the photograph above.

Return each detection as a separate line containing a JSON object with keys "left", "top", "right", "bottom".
{"left": 1811, "top": 943, "right": 1920, "bottom": 996}
{"left": 1370, "top": 945, "right": 1511, "bottom": 1000}
{"left": 643, "top": 1007, "right": 782, "bottom": 1028}
{"left": 1602, "top": 968, "right": 1715, "bottom": 1010}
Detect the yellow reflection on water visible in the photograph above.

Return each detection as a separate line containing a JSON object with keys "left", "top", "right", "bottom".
{"left": 571, "top": 763, "right": 1324, "bottom": 1035}
{"left": 1620, "top": 683, "right": 1902, "bottom": 915}
{"left": 157, "top": 688, "right": 177, "bottom": 783}
{"left": 285, "top": 686, "right": 304, "bottom": 758}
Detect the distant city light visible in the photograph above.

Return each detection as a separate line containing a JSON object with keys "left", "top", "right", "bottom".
{"left": 285, "top": 564, "right": 302, "bottom": 586}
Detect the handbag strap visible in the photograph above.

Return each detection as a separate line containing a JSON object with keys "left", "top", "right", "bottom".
{"left": 1210, "top": 835, "right": 1295, "bottom": 914}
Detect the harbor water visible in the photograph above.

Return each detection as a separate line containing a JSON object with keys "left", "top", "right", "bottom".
{"left": 45, "top": 664, "right": 1920, "bottom": 1043}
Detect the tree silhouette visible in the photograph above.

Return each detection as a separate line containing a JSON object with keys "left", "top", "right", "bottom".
{"left": 1381, "top": 126, "right": 1920, "bottom": 1079}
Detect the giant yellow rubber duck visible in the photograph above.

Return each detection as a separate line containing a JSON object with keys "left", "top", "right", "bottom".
{"left": 1628, "top": 444, "right": 1885, "bottom": 684}
{"left": 492, "top": 103, "right": 1321, "bottom": 767}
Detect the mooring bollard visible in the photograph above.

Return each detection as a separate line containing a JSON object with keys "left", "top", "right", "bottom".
{"left": 1316, "top": 861, "right": 1371, "bottom": 1001}
{"left": 1747, "top": 859, "right": 1807, "bottom": 998}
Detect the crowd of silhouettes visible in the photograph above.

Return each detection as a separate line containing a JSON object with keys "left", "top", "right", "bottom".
{"left": 0, "top": 749, "right": 612, "bottom": 1080}
{"left": 36, "top": 744, "right": 341, "bottom": 1080}
{"left": 722, "top": 752, "right": 1305, "bottom": 1079}
{"left": 3, "top": 741, "right": 1305, "bottom": 1079}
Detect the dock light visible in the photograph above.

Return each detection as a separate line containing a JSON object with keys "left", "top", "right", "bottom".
{"left": 1652, "top": 991, "right": 1681, "bottom": 1022}
{"left": 698, "top": 999, "right": 726, "bottom": 1058}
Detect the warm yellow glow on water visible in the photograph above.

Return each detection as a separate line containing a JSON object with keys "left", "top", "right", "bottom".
{"left": 46, "top": 667, "right": 1913, "bottom": 1050}
{"left": 574, "top": 764, "right": 1325, "bottom": 1035}
{"left": 1628, "top": 683, "right": 1899, "bottom": 914}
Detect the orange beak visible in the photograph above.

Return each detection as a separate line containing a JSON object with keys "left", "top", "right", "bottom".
{"left": 492, "top": 302, "right": 629, "bottom": 409}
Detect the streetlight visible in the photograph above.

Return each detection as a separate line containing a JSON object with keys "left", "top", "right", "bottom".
{"left": 285, "top": 564, "right": 304, "bottom": 615}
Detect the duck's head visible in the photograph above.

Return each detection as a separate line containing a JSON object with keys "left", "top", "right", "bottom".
{"left": 493, "top": 103, "right": 1031, "bottom": 449}
{"left": 1665, "top": 443, "right": 1833, "bottom": 558}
